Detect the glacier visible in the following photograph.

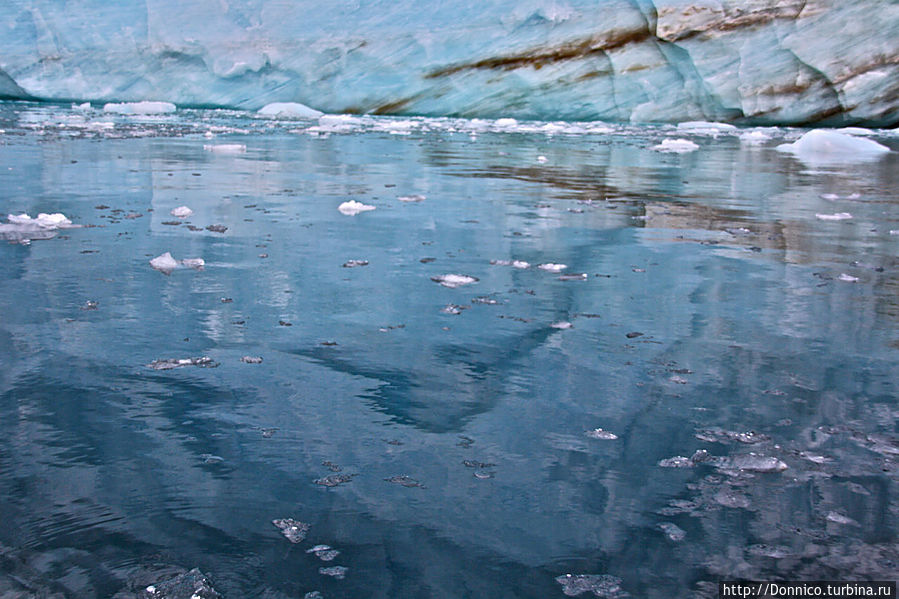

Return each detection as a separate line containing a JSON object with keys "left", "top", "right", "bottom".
{"left": 0, "top": 0, "right": 896, "bottom": 125}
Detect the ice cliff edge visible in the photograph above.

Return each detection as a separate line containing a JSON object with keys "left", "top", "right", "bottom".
{"left": 0, "top": 0, "right": 896, "bottom": 125}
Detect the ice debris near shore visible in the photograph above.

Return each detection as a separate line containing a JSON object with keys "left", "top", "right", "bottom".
{"left": 555, "top": 574, "right": 627, "bottom": 598}
{"left": 103, "top": 101, "right": 176, "bottom": 115}
{"left": 258, "top": 102, "right": 323, "bottom": 118}
{"left": 149, "top": 252, "right": 205, "bottom": 274}
{"left": 338, "top": 200, "right": 376, "bottom": 215}
{"left": 777, "top": 130, "right": 890, "bottom": 164}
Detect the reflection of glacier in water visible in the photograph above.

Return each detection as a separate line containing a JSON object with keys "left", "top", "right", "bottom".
{"left": 0, "top": 102, "right": 897, "bottom": 598}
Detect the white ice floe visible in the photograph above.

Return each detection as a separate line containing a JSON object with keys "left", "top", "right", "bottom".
{"left": 551, "top": 321, "right": 573, "bottom": 329}
{"left": 815, "top": 212, "right": 853, "bottom": 221}
{"left": 490, "top": 259, "right": 530, "bottom": 269}
{"left": 397, "top": 194, "right": 425, "bottom": 202}
{"left": 338, "top": 200, "right": 376, "bottom": 215}
{"left": 431, "top": 274, "right": 479, "bottom": 288}
{"left": 149, "top": 252, "right": 204, "bottom": 274}
{"left": 538, "top": 263, "right": 567, "bottom": 272}
{"left": 203, "top": 143, "right": 246, "bottom": 154}
{"left": 777, "top": 129, "right": 890, "bottom": 164}
{"left": 494, "top": 117, "right": 517, "bottom": 128}
{"left": 676, "top": 121, "right": 737, "bottom": 135}
{"left": 72, "top": 102, "right": 91, "bottom": 111}
{"left": 739, "top": 130, "right": 770, "bottom": 144}
{"left": 258, "top": 102, "right": 323, "bottom": 118}
{"left": 103, "top": 101, "right": 176, "bottom": 114}
{"left": 1, "top": 212, "right": 78, "bottom": 243}
{"left": 652, "top": 138, "right": 699, "bottom": 153}
{"left": 170, "top": 206, "right": 193, "bottom": 218}
{"left": 585, "top": 428, "right": 617, "bottom": 440}
{"left": 536, "top": 155, "right": 548, "bottom": 163}
{"left": 836, "top": 127, "right": 876, "bottom": 136}
{"left": 838, "top": 273, "right": 859, "bottom": 282}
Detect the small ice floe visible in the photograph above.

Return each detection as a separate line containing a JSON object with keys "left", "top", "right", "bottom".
{"left": 258, "top": 102, "right": 323, "bottom": 119}
{"left": 537, "top": 155, "right": 548, "bottom": 163}
{"left": 200, "top": 454, "right": 224, "bottom": 465}
{"left": 2, "top": 212, "right": 78, "bottom": 243}
{"left": 384, "top": 475, "right": 425, "bottom": 488}
{"left": 441, "top": 304, "right": 467, "bottom": 315}
{"left": 342, "top": 259, "right": 369, "bottom": 268}
{"left": 490, "top": 259, "right": 530, "bottom": 269}
{"left": 471, "top": 296, "right": 500, "bottom": 305}
{"left": 776, "top": 129, "right": 890, "bottom": 164}
{"left": 431, "top": 274, "right": 479, "bottom": 288}
{"left": 838, "top": 273, "right": 859, "bottom": 282}
{"left": 747, "top": 544, "right": 794, "bottom": 558}
{"left": 555, "top": 574, "right": 626, "bottom": 598}
{"left": 820, "top": 192, "right": 861, "bottom": 201}
{"left": 139, "top": 568, "right": 220, "bottom": 599}
{"left": 695, "top": 428, "right": 770, "bottom": 445}
{"left": 714, "top": 454, "right": 788, "bottom": 473}
{"left": 652, "top": 138, "right": 699, "bottom": 153}
{"left": 658, "top": 456, "right": 693, "bottom": 468}
{"left": 103, "top": 101, "right": 176, "bottom": 114}
{"left": 205, "top": 224, "right": 227, "bottom": 233}
{"left": 538, "top": 263, "right": 567, "bottom": 272}
{"left": 72, "top": 102, "right": 91, "bottom": 111}
{"left": 272, "top": 518, "right": 310, "bottom": 543}
{"left": 714, "top": 489, "right": 751, "bottom": 509}
{"left": 558, "top": 273, "right": 588, "bottom": 281}
{"left": 81, "top": 300, "right": 99, "bottom": 311}
{"left": 585, "top": 428, "right": 617, "bottom": 440}
{"left": 314, "top": 473, "right": 355, "bottom": 487}
{"left": 825, "top": 511, "right": 858, "bottom": 526}
{"left": 203, "top": 144, "right": 246, "bottom": 154}
{"left": 305, "top": 592, "right": 324, "bottom": 599}
{"left": 676, "top": 121, "right": 737, "bottom": 135}
{"left": 397, "top": 194, "right": 425, "bottom": 202}
{"left": 837, "top": 127, "right": 876, "bottom": 136}
{"left": 306, "top": 545, "right": 340, "bottom": 561}
{"left": 551, "top": 321, "right": 573, "bottom": 330}
{"left": 494, "top": 117, "right": 518, "bottom": 128}
{"left": 180, "top": 257, "right": 205, "bottom": 270}
{"left": 148, "top": 252, "right": 204, "bottom": 273}
{"left": 318, "top": 566, "right": 348, "bottom": 579}
{"left": 890, "top": 230, "right": 899, "bottom": 236}
{"left": 337, "top": 200, "right": 376, "bottom": 215}
{"left": 146, "top": 356, "right": 218, "bottom": 370}
{"left": 815, "top": 212, "right": 853, "bottom": 222}
{"left": 240, "top": 356, "right": 263, "bottom": 364}
{"left": 170, "top": 206, "right": 193, "bottom": 218}
{"left": 740, "top": 130, "right": 770, "bottom": 144}
{"left": 659, "top": 522, "right": 686, "bottom": 542}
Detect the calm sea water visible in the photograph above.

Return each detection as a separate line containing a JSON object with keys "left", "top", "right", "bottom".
{"left": 0, "top": 102, "right": 897, "bottom": 598}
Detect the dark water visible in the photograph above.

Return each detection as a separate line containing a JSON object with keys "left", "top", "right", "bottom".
{"left": 0, "top": 102, "right": 897, "bottom": 598}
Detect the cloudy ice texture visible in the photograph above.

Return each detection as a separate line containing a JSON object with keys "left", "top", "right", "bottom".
{"left": 777, "top": 129, "right": 890, "bottom": 164}
{"left": 0, "top": 212, "right": 78, "bottom": 243}
{"left": 338, "top": 200, "right": 376, "bottom": 215}
{"left": 149, "top": 252, "right": 205, "bottom": 274}
{"left": 652, "top": 138, "right": 699, "bottom": 153}
{"left": 170, "top": 206, "right": 193, "bottom": 218}
{"left": 258, "top": 102, "right": 323, "bottom": 118}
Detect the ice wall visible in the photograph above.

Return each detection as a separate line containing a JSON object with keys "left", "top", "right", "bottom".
{"left": 0, "top": 0, "right": 896, "bottom": 125}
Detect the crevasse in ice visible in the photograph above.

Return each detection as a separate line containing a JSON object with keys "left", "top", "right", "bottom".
{"left": 0, "top": 0, "right": 896, "bottom": 125}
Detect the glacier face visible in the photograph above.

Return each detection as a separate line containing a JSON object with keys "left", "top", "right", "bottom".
{"left": 0, "top": 0, "right": 896, "bottom": 125}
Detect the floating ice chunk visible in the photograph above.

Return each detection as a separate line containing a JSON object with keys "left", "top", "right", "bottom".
{"left": 714, "top": 489, "right": 751, "bottom": 509}
{"left": 816, "top": 212, "right": 852, "bottom": 221}
{"left": 431, "top": 274, "right": 479, "bottom": 288}
{"left": 837, "top": 127, "right": 876, "bottom": 136}
{"left": 146, "top": 356, "right": 218, "bottom": 370}
{"left": 72, "top": 102, "right": 91, "bottom": 111}
{"left": 536, "top": 155, "right": 548, "bottom": 163}
{"left": 149, "top": 252, "right": 180, "bottom": 273}
{"left": 891, "top": 230, "right": 899, "bottom": 236}
{"left": 241, "top": 356, "right": 263, "bottom": 364}
{"left": 715, "top": 454, "right": 788, "bottom": 473}
{"left": 676, "top": 121, "right": 737, "bottom": 135}
{"left": 652, "top": 138, "right": 699, "bottom": 153}
{"left": 258, "top": 102, "right": 323, "bottom": 118}
{"left": 170, "top": 206, "right": 193, "bottom": 218}
{"left": 490, "top": 259, "right": 530, "bottom": 269}
{"left": 825, "top": 511, "right": 858, "bottom": 526}
{"left": 180, "top": 258, "right": 205, "bottom": 270}
{"left": 203, "top": 143, "right": 246, "bottom": 154}
{"left": 740, "top": 130, "right": 770, "bottom": 144}
{"left": 385, "top": 475, "right": 425, "bottom": 488}
{"left": 658, "top": 456, "right": 693, "bottom": 468}
{"left": 342, "top": 259, "right": 369, "bottom": 268}
{"left": 558, "top": 273, "right": 588, "bottom": 281}
{"left": 141, "top": 568, "right": 220, "bottom": 599}
{"left": 8, "top": 212, "right": 74, "bottom": 228}
{"left": 319, "top": 566, "right": 348, "bottom": 579}
{"left": 585, "top": 428, "right": 617, "bottom": 440}
{"left": 551, "top": 321, "right": 573, "bottom": 330}
{"left": 838, "top": 273, "right": 859, "bottom": 282}
{"left": 272, "top": 518, "right": 310, "bottom": 543}
{"left": 306, "top": 545, "right": 340, "bottom": 561}
{"left": 103, "top": 101, "right": 176, "bottom": 114}
{"left": 494, "top": 117, "right": 517, "bottom": 128}
{"left": 777, "top": 130, "right": 889, "bottom": 163}
{"left": 555, "top": 574, "right": 626, "bottom": 598}
{"left": 538, "top": 263, "right": 567, "bottom": 272}
{"left": 314, "top": 473, "right": 355, "bottom": 487}
{"left": 205, "top": 224, "right": 227, "bottom": 233}
{"left": 397, "top": 194, "right": 425, "bottom": 202}
{"left": 337, "top": 200, "right": 376, "bottom": 215}
{"left": 695, "top": 428, "right": 770, "bottom": 445}
{"left": 659, "top": 522, "right": 686, "bottom": 542}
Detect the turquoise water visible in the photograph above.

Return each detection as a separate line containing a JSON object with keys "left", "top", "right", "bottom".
{"left": 0, "top": 102, "right": 897, "bottom": 598}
